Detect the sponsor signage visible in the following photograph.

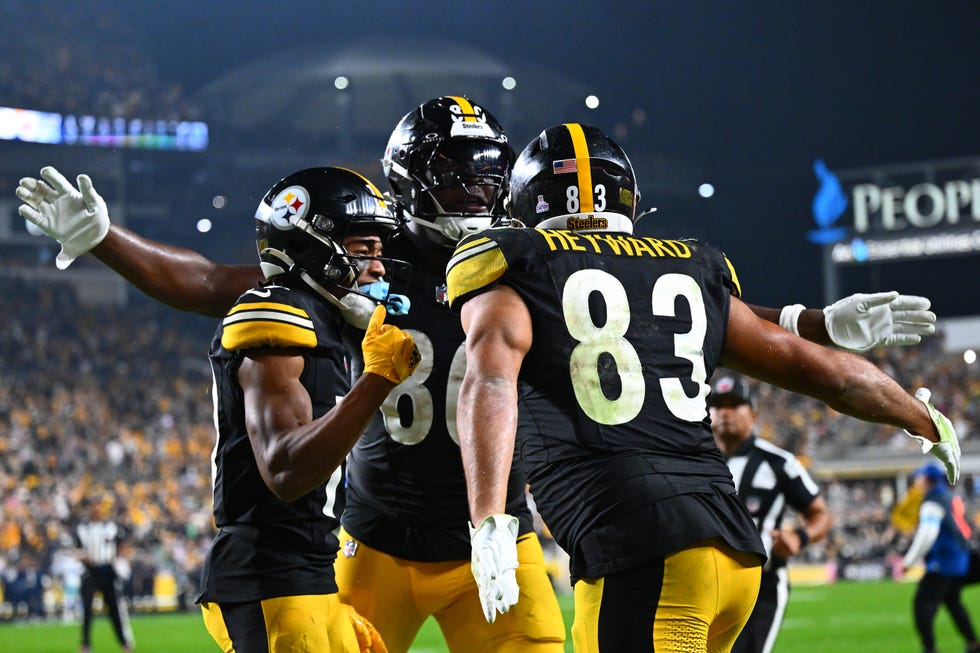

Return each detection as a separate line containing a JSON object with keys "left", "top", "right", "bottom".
{"left": 810, "top": 158, "right": 980, "bottom": 264}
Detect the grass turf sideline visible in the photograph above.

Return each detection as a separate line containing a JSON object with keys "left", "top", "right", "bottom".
{"left": 1, "top": 581, "right": 975, "bottom": 652}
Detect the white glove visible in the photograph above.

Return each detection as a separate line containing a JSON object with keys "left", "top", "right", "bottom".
{"left": 823, "top": 291, "right": 936, "bottom": 352}
{"left": 16, "top": 166, "right": 110, "bottom": 269}
{"left": 905, "top": 388, "right": 960, "bottom": 485}
{"left": 469, "top": 514, "right": 520, "bottom": 623}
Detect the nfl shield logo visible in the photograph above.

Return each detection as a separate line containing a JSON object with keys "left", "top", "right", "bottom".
{"left": 343, "top": 539, "right": 358, "bottom": 558}
{"left": 435, "top": 283, "right": 448, "bottom": 305}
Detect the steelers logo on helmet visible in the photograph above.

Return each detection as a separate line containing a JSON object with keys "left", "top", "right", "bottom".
{"left": 448, "top": 100, "right": 496, "bottom": 138}
{"left": 382, "top": 95, "right": 516, "bottom": 247}
{"left": 267, "top": 185, "right": 310, "bottom": 230}
{"left": 253, "top": 167, "right": 402, "bottom": 299}
{"left": 510, "top": 123, "right": 639, "bottom": 234}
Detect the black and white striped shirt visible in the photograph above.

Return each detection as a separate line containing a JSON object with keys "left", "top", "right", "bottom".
{"left": 725, "top": 435, "right": 821, "bottom": 570}
{"left": 76, "top": 520, "right": 121, "bottom": 566}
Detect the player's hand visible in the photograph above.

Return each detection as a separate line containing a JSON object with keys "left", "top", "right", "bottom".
{"left": 340, "top": 603, "right": 387, "bottom": 653}
{"left": 905, "top": 388, "right": 960, "bottom": 484}
{"left": 469, "top": 514, "right": 520, "bottom": 623}
{"left": 770, "top": 528, "right": 802, "bottom": 559}
{"left": 361, "top": 305, "right": 420, "bottom": 384}
{"left": 16, "top": 166, "right": 110, "bottom": 270}
{"left": 823, "top": 291, "right": 936, "bottom": 352}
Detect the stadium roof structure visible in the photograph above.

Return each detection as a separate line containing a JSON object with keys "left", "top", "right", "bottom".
{"left": 194, "top": 37, "right": 593, "bottom": 154}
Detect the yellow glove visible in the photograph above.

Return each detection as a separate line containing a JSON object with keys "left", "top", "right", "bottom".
{"left": 341, "top": 603, "right": 388, "bottom": 653}
{"left": 361, "top": 305, "right": 420, "bottom": 384}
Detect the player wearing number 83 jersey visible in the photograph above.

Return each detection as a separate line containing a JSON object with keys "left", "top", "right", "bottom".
{"left": 447, "top": 226, "right": 766, "bottom": 577}
{"left": 451, "top": 123, "right": 957, "bottom": 652}
{"left": 449, "top": 127, "right": 766, "bottom": 653}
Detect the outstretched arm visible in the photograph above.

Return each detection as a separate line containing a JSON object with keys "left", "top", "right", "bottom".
{"left": 92, "top": 225, "right": 262, "bottom": 317}
{"left": 750, "top": 291, "right": 936, "bottom": 352}
{"left": 17, "top": 166, "right": 261, "bottom": 317}
{"left": 723, "top": 297, "right": 959, "bottom": 481}
{"left": 727, "top": 297, "right": 934, "bottom": 433}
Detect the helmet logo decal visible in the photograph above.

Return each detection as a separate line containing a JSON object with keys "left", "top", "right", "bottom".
{"left": 447, "top": 96, "right": 495, "bottom": 138}
{"left": 269, "top": 185, "right": 310, "bottom": 229}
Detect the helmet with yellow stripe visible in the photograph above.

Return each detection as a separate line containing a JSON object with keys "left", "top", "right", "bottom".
{"left": 382, "top": 95, "right": 514, "bottom": 247}
{"left": 509, "top": 123, "right": 639, "bottom": 233}
{"left": 254, "top": 167, "right": 400, "bottom": 296}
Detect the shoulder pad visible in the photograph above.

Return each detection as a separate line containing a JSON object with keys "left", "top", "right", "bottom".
{"left": 220, "top": 287, "right": 318, "bottom": 351}
{"left": 685, "top": 238, "right": 742, "bottom": 299}
{"left": 445, "top": 232, "right": 510, "bottom": 311}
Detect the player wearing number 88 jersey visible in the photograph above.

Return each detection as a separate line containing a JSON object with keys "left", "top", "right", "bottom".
{"left": 450, "top": 123, "right": 956, "bottom": 652}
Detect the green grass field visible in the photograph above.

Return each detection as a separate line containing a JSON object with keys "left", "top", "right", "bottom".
{"left": 2, "top": 580, "right": 976, "bottom": 652}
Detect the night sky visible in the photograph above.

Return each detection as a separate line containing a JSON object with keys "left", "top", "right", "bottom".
{"left": 113, "top": 1, "right": 980, "bottom": 315}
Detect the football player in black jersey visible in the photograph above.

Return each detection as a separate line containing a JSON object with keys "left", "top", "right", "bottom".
{"left": 19, "top": 105, "right": 939, "bottom": 652}
{"left": 202, "top": 167, "right": 420, "bottom": 653}
{"left": 446, "top": 123, "right": 960, "bottom": 652}
{"left": 33, "top": 166, "right": 418, "bottom": 653}
{"left": 333, "top": 96, "right": 566, "bottom": 652}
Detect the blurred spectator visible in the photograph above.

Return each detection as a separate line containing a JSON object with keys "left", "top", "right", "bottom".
{"left": 1, "top": 281, "right": 214, "bottom": 620}
{"left": 0, "top": 0, "right": 198, "bottom": 120}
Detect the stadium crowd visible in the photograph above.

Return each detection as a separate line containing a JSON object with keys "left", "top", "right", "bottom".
{"left": 0, "top": 278, "right": 977, "bottom": 619}
{"left": 0, "top": 281, "right": 214, "bottom": 618}
{"left": 0, "top": 0, "right": 198, "bottom": 120}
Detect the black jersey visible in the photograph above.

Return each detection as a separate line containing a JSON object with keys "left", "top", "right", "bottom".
{"left": 726, "top": 435, "right": 821, "bottom": 570}
{"left": 198, "top": 282, "right": 350, "bottom": 602}
{"left": 447, "top": 228, "right": 766, "bottom": 579}
{"left": 341, "top": 234, "right": 533, "bottom": 561}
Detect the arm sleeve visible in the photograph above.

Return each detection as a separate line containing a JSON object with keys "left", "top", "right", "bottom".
{"left": 903, "top": 500, "right": 945, "bottom": 567}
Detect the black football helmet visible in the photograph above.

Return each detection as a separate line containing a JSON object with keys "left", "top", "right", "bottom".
{"left": 382, "top": 95, "right": 514, "bottom": 247}
{"left": 509, "top": 123, "right": 639, "bottom": 232}
{"left": 254, "top": 167, "right": 400, "bottom": 297}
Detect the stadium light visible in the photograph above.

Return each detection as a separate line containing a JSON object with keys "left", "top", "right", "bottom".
{"left": 196, "top": 218, "right": 212, "bottom": 233}
{"left": 965, "top": 349, "right": 977, "bottom": 365}
{"left": 502, "top": 76, "right": 517, "bottom": 91}
{"left": 698, "top": 183, "right": 715, "bottom": 198}
{"left": 585, "top": 95, "right": 600, "bottom": 109}
{"left": 334, "top": 76, "right": 350, "bottom": 90}
{"left": 212, "top": 195, "right": 226, "bottom": 209}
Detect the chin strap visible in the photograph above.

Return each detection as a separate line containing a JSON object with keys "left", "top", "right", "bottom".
{"left": 294, "top": 271, "right": 411, "bottom": 329}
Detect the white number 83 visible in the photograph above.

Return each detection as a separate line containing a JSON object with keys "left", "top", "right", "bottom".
{"left": 562, "top": 269, "right": 709, "bottom": 425}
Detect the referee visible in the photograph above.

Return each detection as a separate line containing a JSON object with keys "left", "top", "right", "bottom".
{"left": 75, "top": 497, "right": 133, "bottom": 653}
{"left": 709, "top": 373, "right": 832, "bottom": 653}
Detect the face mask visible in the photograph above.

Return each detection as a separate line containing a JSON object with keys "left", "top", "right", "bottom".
{"left": 338, "top": 281, "right": 412, "bottom": 330}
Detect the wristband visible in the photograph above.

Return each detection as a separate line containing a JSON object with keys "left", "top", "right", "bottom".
{"left": 795, "top": 527, "right": 810, "bottom": 548}
{"left": 779, "top": 304, "right": 806, "bottom": 336}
